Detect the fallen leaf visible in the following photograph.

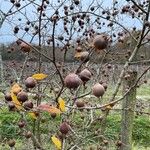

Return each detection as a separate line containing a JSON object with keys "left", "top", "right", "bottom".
{"left": 11, "top": 83, "right": 22, "bottom": 95}
{"left": 51, "top": 135, "right": 61, "bottom": 150}
{"left": 38, "top": 104, "right": 61, "bottom": 114}
{"left": 28, "top": 112, "right": 37, "bottom": 120}
{"left": 32, "top": 73, "right": 48, "bottom": 80}
{"left": 58, "top": 98, "right": 65, "bottom": 112}
{"left": 11, "top": 92, "right": 23, "bottom": 110}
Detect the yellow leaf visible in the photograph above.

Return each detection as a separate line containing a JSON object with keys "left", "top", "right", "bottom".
{"left": 32, "top": 73, "right": 48, "bottom": 80}
{"left": 51, "top": 135, "right": 61, "bottom": 150}
{"left": 28, "top": 112, "right": 37, "bottom": 120}
{"left": 58, "top": 98, "right": 65, "bottom": 112}
{"left": 105, "top": 105, "right": 112, "bottom": 110}
{"left": 11, "top": 92, "right": 23, "bottom": 110}
{"left": 11, "top": 83, "right": 22, "bottom": 94}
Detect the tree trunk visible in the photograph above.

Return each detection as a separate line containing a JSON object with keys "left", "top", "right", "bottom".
{"left": 120, "top": 70, "right": 137, "bottom": 150}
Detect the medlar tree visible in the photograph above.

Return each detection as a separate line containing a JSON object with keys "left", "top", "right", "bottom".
{"left": 0, "top": 0, "right": 150, "bottom": 149}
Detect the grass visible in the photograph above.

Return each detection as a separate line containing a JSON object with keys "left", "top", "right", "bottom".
{"left": 0, "top": 84, "right": 149, "bottom": 149}
{"left": 0, "top": 107, "right": 150, "bottom": 149}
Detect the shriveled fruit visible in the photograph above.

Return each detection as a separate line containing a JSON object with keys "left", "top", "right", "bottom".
{"left": 20, "top": 42, "right": 31, "bottom": 52}
{"left": 92, "top": 83, "right": 105, "bottom": 97}
{"left": 64, "top": 73, "right": 81, "bottom": 89}
{"left": 51, "top": 112, "right": 56, "bottom": 119}
{"left": 74, "top": 0, "right": 80, "bottom": 5}
{"left": 17, "top": 91, "right": 28, "bottom": 102}
{"left": 93, "top": 34, "right": 108, "bottom": 50}
{"left": 18, "top": 120, "right": 26, "bottom": 128}
{"left": 25, "top": 131, "right": 32, "bottom": 139}
{"left": 116, "top": 140, "right": 122, "bottom": 147}
{"left": 25, "top": 77, "right": 36, "bottom": 88}
{"left": 76, "top": 46, "right": 82, "bottom": 52}
{"left": 80, "top": 51, "right": 89, "bottom": 62}
{"left": 8, "top": 102, "right": 15, "bottom": 111}
{"left": 79, "top": 68, "right": 92, "bottom": 82}
{"left": 76, "top": 101, "right": 84, "bottom": 108}
{"left": 59, "top": 122, "right": 70, "bottom": 134}
{"left": 5, "top": 92, "right": 12, "bottom": 101}
{"left": 23, "top": 100, "right": 33, "bottom": 110}
{"left": 8, "top": 139, "right": 15, "bottom": 147}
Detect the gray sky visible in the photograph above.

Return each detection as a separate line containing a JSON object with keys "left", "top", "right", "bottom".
{"left": 0, "top": 0, "right": 143, "bottom": 44}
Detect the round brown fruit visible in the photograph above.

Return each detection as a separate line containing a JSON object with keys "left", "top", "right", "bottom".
{"left": 23, "top": 100, "right": 33, "bottom": 110}
{"left": 5, "top": 92, "right": 12, "bottom": 101}
{"left": 18, "top": 120, "right": 26, "bottom": 128}
{"left": 59, "top": 122, "right": 70, "bottom": 135}
{"left": 25, "top": 77, "right": 36, "bottom": 88}
{"left": 79, "top": 68, "right": 92, "bottom": 82}
{"left": 8, "top": 102, "right": 15, "bottom": 111}
{"left": 92, "top": 83, "right": 105, "bottom": 98}
{"left": 20, "top": 42, "right": 31, "bottom": 53}
{"left": 80, "top": 51, "right": 89, "bottom": 62}
{"left": 8, "top": 139, "right": 15, "bottom": 147}
{"left": 116, "top": 140, "right": 122, "bottom": 147}
{"left": 76, "top": 101, "right": 84, "bottom": 108}
{"left": 64, "top": 73, "right": 81, "bottom": 89}
{"left": 51, "top": 112, "right": 56, "bottom": 119}
{"left": 17, "top": 91, "right": 28, "bottom": 102}
{"left": 74, "top": 0, "right": 80, "bottom": 5}
{"left": 93, "top": 34, "right": 108, "bottom": 50}
{"left": 25, "top": 131, "right": 32, "bottom": 139}
{"left": 76, "top": 46, "right": 82, "bottom": 52}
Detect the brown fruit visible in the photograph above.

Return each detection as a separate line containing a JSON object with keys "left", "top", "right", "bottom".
{"left": 76, "top": 46, "right": 82, "bottom": 52}
{"left": 59, "top": 122, "right": 70, "bottom": 134}
{"left": 102, "top": 83, "right": 108, "bottom": 90}
{"left": 92, "top": 83, "right": 105, "bottom": 98}
{"left": 8, "top": 102, "right": 15, "bottom": 111}
{"left": 124, "top": 74, "right": 130, "bottom": 80}
{"left": 18, "top": 120, "right": 26, "bottom": 128}
{"left": 79, "top": 69, "right": 92, "bottom": 82}
{"left": 116, "top": 140, "right": 122, "bottom": 147}
{"left": 93, "top": 34, "right": 108, "bottom": 50}
{"left": 103, "top": 140, "right": 108, "bottom": 145}
{"left": 51, "top": 112, "right": 56, "bottom": 118}
{"left": 17, "top": 91, "right": 28, "bottom": 102}
{"left": 8, "top": 139, "right": 15, "bottom": 147}
{"left": 20, "top": 42, "right": 31, "bottom": 53}
{"left": 74, "top": 0, "right": 80, "bottom": 5}
{"left": 25, "top": 131, "right": 32, "bottom": 139}
{"left": 54, "top": 88, "right": 60, "bottom": 94}
{"left": 80, "top": 51, "right": 89, "bottom": 62}
{"left": 5, "top": 92, "right": 12, "bottom": 101}
{"left": 64, "top": 73, "right": 81, "bottom": 89}
{"left": 23, "top": 100, "right": 33, "bottom": 110}
{"left": 25, "top": 77, "right": 36, "bottom": 88}
{"left": 76, "top": 101, "right": 84, "bottom": 108}
{"left": 107, "top": 64, "right": 112, "bottom": 69}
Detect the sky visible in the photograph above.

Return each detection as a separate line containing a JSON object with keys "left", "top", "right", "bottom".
{"left": 0, "top": 0, "right": 143, "bottom": 44}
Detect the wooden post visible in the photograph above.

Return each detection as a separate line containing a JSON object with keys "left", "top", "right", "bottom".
{"left": 120, "top": 70, "right": 137, "bottom": 150}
